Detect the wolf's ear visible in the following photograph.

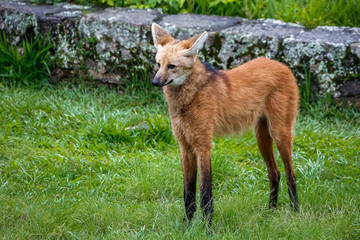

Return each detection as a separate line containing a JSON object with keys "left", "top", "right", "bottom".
{"left": 180, "top": 31, "right": 208, "bottom": 56}
{"left": 152, "top": 23, "right": 174, "bottom": 50}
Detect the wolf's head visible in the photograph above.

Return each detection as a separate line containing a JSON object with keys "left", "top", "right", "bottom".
{"left": 151, "top": 23, "right": 208, "bottom": 87}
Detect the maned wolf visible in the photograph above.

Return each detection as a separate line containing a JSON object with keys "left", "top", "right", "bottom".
{"left": 151, "top": 23, "right": 299, "bottom": 225}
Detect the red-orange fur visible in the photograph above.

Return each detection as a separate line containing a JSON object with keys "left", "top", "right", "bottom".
{"left": 151, "top": 23, "right": 299, "bottom": 224}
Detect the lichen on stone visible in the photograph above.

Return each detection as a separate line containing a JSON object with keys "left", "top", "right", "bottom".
{"left": 3, "top": 10, "right": 39, "bottom": 44}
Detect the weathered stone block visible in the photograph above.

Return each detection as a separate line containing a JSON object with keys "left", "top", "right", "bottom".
{"left": 77, "top": 7, "right": 161, "bottom": 82}
{"left": 219, "top": 19, "right": 360, "bottom": 97}
{"left": 0, "top": 0, "right": 359, "bottom": 100}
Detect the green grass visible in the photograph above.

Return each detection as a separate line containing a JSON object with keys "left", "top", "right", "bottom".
{"left": 0, "top": 82, "right": 359, "bottom": 239}
{"left": 0, "top": 32, "right": 53, "bottom": 87}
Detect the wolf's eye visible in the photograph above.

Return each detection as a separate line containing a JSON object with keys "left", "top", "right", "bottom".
{"left": 168, "top": 64, "right": 176, "bottom": 70}
{"left": 156, "top": 62, "right": 160, "bottom": 68}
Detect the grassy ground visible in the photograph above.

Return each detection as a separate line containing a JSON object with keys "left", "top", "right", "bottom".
{"left": 0, "top": 82, "right": 359, "bottom": 239}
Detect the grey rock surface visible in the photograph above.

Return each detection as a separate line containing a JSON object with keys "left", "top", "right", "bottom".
{"left": 1, "top": 0, "right": 359, "bottom": 100}
{"left": 341, "top": 79, "right": 360, "bottom": 97}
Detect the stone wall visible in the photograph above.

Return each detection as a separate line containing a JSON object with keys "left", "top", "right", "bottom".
{"left": 1, "top": 0, "right": 360, "bottom": 100}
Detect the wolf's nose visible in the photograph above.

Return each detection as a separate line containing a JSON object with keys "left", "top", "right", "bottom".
{"left": 152, "top": 77, "right": 160, "bottom": 87}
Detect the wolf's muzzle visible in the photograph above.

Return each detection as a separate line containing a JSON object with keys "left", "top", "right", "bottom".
{"left": 152, "top": 78, "right": 173, "bottom": 87}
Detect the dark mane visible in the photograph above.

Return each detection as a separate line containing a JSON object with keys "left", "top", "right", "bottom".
{"left": 202, "top": 62, "right": 219, "bottom": 74}
{"left": 202, "top": 61, "right": 231, "bottom": 89}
